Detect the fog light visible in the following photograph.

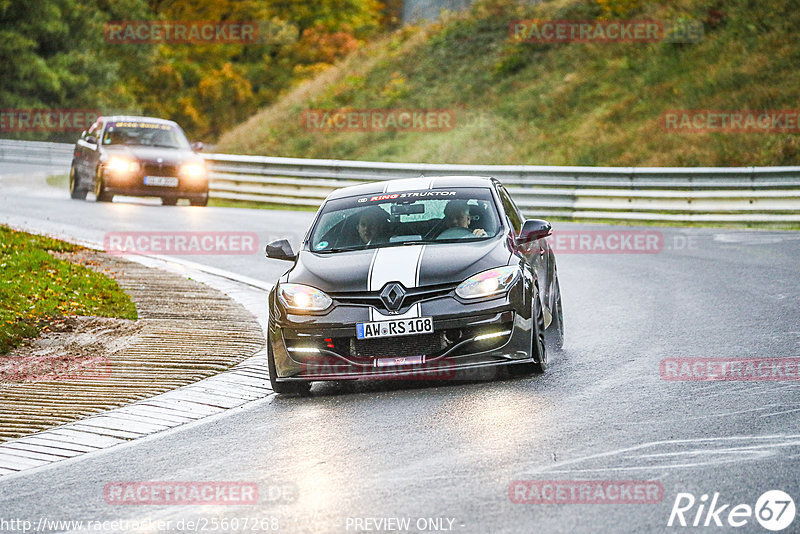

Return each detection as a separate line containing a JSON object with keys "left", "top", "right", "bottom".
{"left": 287, "top": 347, "right": 320, "bottom": 353}
{"left": 473, "top": 329, "right": 511, "bottom": 342}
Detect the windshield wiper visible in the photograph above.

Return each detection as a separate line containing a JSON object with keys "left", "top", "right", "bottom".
{"left": 316, "top": 246, "right": 362, "bottom": 253}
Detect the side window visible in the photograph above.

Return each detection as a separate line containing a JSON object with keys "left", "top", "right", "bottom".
{"left": 497, "top": 185, "right": 524, "bottom": 234}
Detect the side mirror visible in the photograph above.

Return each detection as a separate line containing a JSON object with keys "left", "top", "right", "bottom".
{"left": 266, "top": 239, "right": 296, "bottom": 262}
{"left": 518, "top": 219, "right": 552, "bottom": 243}
{"left": 191, "top": 141, "right": 204, "bottom": 152}
{"left": 85, "top": 135, "right": 97, "bottom": 145}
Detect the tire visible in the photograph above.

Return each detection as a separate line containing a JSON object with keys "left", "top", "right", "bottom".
{"left": 94, "top": 170, "right": 113, "bottom": 202}
{"left": 267, "top": 335, "right": 311, "bottom": 396}
{"left": 190, "top": 196, "right": 208, "bottom": 207}
{"left": 161, "top": 197, "right": 177, "bottom": 206}
{"left": 546, "top": 277, "right": 564, "bottom": 351}
{"left": 69, "top": 164, "right": 87, "bottom": 200}
{"left": 509, "top": 280, "right": 547, "bottom": 376}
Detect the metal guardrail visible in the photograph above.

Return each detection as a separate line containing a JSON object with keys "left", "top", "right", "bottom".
{"left": 1, "top": 139, "right": 798, "bottom": 223}
{"left": 203, "top": 153, "right": 800, "bottom": 223}
{"left": 0, "top": 139, "right": 74, "bottom": 166}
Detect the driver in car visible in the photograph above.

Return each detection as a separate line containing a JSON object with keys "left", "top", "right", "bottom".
{"left": 357, "top": 207, "right": 389, "bottom": 245}
{"left": 440, "top": 200, "right": 487, "bottom": 238}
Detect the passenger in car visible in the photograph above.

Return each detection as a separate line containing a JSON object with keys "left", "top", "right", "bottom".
{"left": 442, "top": 200, "right": 487, "bottom": 237}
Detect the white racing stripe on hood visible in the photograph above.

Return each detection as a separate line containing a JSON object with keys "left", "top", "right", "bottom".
{"left": 368, "top": 245, "right": 425, "bottom": 290}
{"left": 370, "top": 303, "right": 421, "bottom": 321}
{"left": 367, "top": 245, "right": 426, "bottom": 320}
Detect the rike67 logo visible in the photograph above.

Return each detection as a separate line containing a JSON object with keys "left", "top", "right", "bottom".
{"left": 668, "top": 490, "right": 795, "bottom": 531}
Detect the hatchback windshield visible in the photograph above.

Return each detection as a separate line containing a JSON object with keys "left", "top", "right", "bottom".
{"left": 310, "top": 188, "right": 502, "bottom": 252}
{"left": 102, "top": 121, "right": 190, "bottom": 149}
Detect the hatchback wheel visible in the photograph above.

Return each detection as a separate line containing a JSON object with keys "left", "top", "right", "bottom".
{"left": 268, "top": 338, "right": 312, "bottom": 396}
{"left": 546, "top": 277, "right": 564, "bottom": 351}
{"left": 509, "top": 281, "right": 547, "bottom": 376}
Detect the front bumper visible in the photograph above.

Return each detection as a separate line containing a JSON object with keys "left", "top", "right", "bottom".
{"left": 102, "top": 170, "right": 208, "bottom": 199}
{"left": 269, "top": 291, "right": 535, "bottom": 382}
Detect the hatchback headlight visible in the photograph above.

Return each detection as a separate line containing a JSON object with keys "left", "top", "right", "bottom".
{"left": 455, "top": 266, "right": 520, "bottom": 299}
{"left": 278, "top": 283, "right": 332, "bottom": 312}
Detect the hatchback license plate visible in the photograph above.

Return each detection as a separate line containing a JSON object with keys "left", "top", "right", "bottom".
{"left": 356, "top": 317, "right": 433, "bottom": 339}
{"left": 144, "top": 176, "right": 179, "bottom": 187}
{"left": 374, "top": 355, "right": 425, "bottom": 367}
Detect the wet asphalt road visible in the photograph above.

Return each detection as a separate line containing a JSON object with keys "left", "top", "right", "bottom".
{"left": 0, "top": 165, "right": 799, "bottom": 533}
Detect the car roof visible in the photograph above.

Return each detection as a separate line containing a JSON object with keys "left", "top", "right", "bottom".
{"left": 100, "top": 116, "right": 179, "bottom": 126}
{"left": 326, "top": 175, "right": 497, "bottom": 201}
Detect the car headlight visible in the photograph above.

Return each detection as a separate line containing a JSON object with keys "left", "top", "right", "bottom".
{"left": 179, "top": 162, "right": 207, "bottom": 180}
{"left": 278, "top": 283, "right": 332, "bottom": 312}
{"left": 455, "top": 266, "right": 520, "bottom": 299}
{"left": 105, "top": 156, "right": 140, "bottom": 174}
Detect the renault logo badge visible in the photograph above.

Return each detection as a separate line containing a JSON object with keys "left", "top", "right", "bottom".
{"left": 380, "top": 282, "right": 407, "bottom": 311}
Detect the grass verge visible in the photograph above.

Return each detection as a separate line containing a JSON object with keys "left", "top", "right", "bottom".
{"left": 46, "top": 174, "right": 68, "bottom": 189}
{"left": 0, "top": 226, "right": 138, "bottom": 355}
{"left": 217, "top": 0, "right": 800, "bottom": 167}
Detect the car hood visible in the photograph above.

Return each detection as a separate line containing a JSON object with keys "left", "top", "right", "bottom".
{"left": 286, "top": 236, "right": 512, "bottom": 293}
{"left": 102, "top": 145, "right": 200, "bottom": 165}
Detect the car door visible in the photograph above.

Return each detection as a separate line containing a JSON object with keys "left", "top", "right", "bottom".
{"left": 496, "top": 182, "right": 552, "bottom": 310}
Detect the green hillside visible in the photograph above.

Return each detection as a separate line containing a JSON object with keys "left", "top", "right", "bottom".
{"left": 217, "top": 0, "right": 800, "bottom": 167}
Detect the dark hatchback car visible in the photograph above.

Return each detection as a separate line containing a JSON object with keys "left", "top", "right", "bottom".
{"left": 69, "top": 115, "right": 209, "bottom": 206}
{"left": 265, "top": 176, "right": 564, "bottom": 395}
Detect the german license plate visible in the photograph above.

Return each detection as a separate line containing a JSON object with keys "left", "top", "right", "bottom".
{"left": 374, "top": 355, "right": 425, "bottom": 367}
{"left": 144, "top": 176, "right": 179, "bottom": 187}
{"left": 356, "top": 317, "right": 433, "bottom": 340}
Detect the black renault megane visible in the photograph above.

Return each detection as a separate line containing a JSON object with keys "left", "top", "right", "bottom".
{"left": 265, "top": 176, "right": 564, "bottom": 395}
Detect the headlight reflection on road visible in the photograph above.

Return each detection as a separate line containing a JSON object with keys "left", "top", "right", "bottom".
{"left": 437, "top": 388, "right": 551, "bottom": 451}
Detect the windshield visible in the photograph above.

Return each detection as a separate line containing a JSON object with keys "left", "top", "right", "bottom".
{"left": 102, "top": 121, "right": 190, "bottom": 149}
{"left": 310, "top": 187, "right": 502, "bottom": 253}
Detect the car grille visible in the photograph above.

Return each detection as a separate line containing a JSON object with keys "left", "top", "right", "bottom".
{"left": 143, "top": 163, "right": 179, "bottom": 177}
{"left": 351, "top": 333, "right": 446, "bottom": 359}
{"left": 331, "top": 283, "right": 457, "bottom": 313}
